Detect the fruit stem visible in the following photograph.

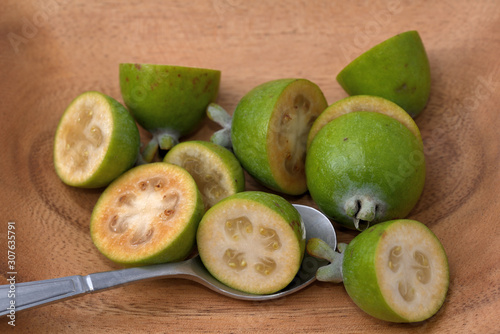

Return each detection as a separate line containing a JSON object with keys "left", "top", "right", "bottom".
{"left": 306, "top": 238, "right": 347, "bottom": 283}
{"left": 207, "top": 103, "right": 233, "bottom": 150}
{"left": 138, "top": 137, "right": 159, "bottom": 164}
{"left": 344, "top": 196, "right": 380, "bottom": 231}
{"left": 155, "top": 129, "right": 180, "bottom": 151}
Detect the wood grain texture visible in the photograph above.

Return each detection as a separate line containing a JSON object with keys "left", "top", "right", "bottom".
{"left": 1, "top": 0, "right": 499, "bottom": 333}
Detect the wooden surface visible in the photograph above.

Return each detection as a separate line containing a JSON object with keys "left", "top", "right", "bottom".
{"left": 1, "top": 0, "right": 499, "bottom": 333}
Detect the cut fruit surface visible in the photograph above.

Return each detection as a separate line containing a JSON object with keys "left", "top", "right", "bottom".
{"left": 307, "top": 95, "right": 422, "bottom": 149}
{"left": 90, "top": 162, "right": 204, "bottom": 265}
{"left": 53, "top": 91, "right": 140, "bottom": 188}
{"left": 231, "top": 78, "right": 328, "bottom": 195}
{"left": 342, "top": 219, "right": 449, "bottom": 322}
{"left": 163, "top": 140, "right": 245, "bottom": 210}
{"left": 197, "top": 191, "right": 305, "bottom": 295}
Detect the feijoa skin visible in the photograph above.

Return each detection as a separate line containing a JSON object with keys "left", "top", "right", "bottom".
{"left": 306, "top": 111, "right": 425, "bottom": 230}
{"left": 307, "top": 95, "right": 422, "bottom": 150}
{"left": 164, "top": 140, "right": 245, "bottom": 210}
{"left": 336, "top": 31, "right": 431, "bottom": 118}
{"left": 231, "top": 78, "right": 328, "bottom": 195}
{"left": 90, "top": 162, "right": 204, "bottom": 266}
{"left": 307, "top": 219, "right": 449, "bottom": 323}
{"left": 53, "top": 91, "right": 140, "bottom": 188}
{"left": 119, "top": 63, "right": 221, "bottom": 159}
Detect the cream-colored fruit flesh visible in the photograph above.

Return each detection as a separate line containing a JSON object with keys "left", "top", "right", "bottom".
{"left": 198, "top": 200, "right": 302, "bottom": 294}
{"left": 307, "top": 95, "right": 422, "bottom": 149}
{"left": 166, "top": 149, "right": 231, "bottom": 209}
{"left": 92, "top": 167, "right": 196, "bottom": 262}
{"left": 55, "top": 95, "right": 112, "bottom": 183}
{"left": 268, "top": 89, "right": 321, "bottom": 193}
{"left": 376, "top": 222, "right": 449, "bottom": 321}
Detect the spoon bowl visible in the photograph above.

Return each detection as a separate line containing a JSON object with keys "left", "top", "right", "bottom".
{"left": 0, "top": 204, "right": 336, "bottom": 316}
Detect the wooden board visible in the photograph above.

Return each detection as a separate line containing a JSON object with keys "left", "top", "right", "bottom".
{"left": 1, "top": 0, "right": 499, "bottom": 332}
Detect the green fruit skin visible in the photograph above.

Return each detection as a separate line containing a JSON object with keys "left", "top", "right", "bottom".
{"left": 336, "top": 31, "right": 430, "bottom": 118}
{"left": 342, "top": 219, "right": 449, "bottom": 322}
{"left": 54, "top": 91, "right": 140, "bottom": 188}
{"left": 200, "top": 191, "right": 306, "bottom": 260}
{"left": 90, "top": 162, "right": 205, "bottom": 266}
{"left": 306, "top": 111, "right": 425, "bottom": 229}
{"left": 231, "top": 78, "right": 326, "bottom": 195}
{"left": 119, "top": 63, "right": 221, "bottom": 135}
{"left": 164, "top": 140, "right": 245, "bottom": 193}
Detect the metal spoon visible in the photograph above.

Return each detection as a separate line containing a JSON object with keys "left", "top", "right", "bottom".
{"left": 0, "top": 204, "right": 336, "bottom": 316}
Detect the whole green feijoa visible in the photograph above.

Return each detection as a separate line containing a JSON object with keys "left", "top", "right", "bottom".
{"left": 306, "top": 111, "right": 425, "bottom": 230}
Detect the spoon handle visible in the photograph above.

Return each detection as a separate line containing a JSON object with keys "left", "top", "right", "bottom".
{"left": 0, "top": 259, "right": 196, "bottom": 316}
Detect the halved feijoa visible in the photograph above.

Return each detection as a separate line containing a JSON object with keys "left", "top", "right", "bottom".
{"left": 119, "top": 63, "right": 221, "bottom": 161}
{"left": 163, "top": 140, "right": 245, "bottom": 210}
{"left": 197, "top": 191, "right": 306, "bottom": 295}
{"left": 90, "top": 162, "right": 204, "bottom": 266}
{"left": 307, "top": 95, "right": 422, "bottom": 149}
{"left": 336, "top": 30, "right": 431, "bottom": 118}
{"left": 230, "top": 79, "right": 328, "bottom": 195}
{"left": 307, "top": 219, "right": 449, "bottom": 323}
{"left": 53, "top": 91, "right": 140, "bottom": 188}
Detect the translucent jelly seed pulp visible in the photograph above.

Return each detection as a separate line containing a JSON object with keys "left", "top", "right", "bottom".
{"left": 254, "top": 257, "right": 277, "bottom": 276}
{"left": 386, "top": 245, "right": 431, "bottom": 302}
{"left": 221, "top": 215, "right": 282, "bottom": 277}
{"left": 225, "top": 216, "right": 253, "bottom": 241}
{"left": 223, "top": 249, "right": 247, "bottom": 271}
{"left": 259, "top": 227, "right": 282, "bottom": 251}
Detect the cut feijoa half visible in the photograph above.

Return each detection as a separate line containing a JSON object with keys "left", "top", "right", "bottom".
{"left": 163, "top": 140, "right": 245, "bottom": 210}
{"left": 119, "top": 63, "right": 221, "bottom": 161}
{"left": 336, "top": 30, "right": 431, "bottom": 118}
{"left": 209, "top": 78, "right": 328, "bottom": 195}
{"left": 307, "top": 219, "right": 449, "bottom": 323}
{"left": 53, "top": 91, "right": 140, "bottom": 188}
{"left": 307, "top": 95, "right": 422, "bottom": 149}
{"left": 90, "top": 162, "right": 204, "bottom": 266}
{"left": 197, "top": 191, "right": 306, "bottom": 295}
